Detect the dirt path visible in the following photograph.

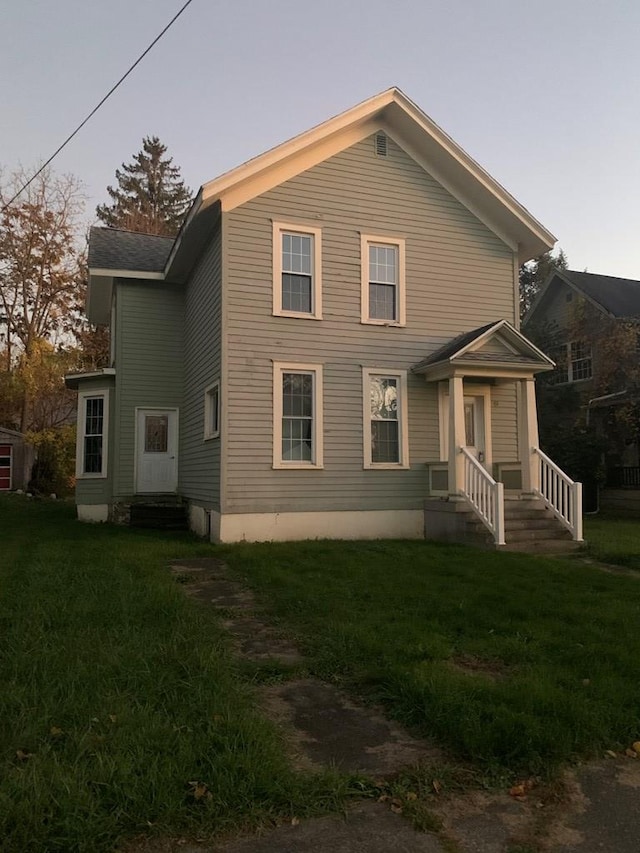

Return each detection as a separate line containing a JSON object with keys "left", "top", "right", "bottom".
{"left": 162, "top": 557, "right": 640, "bottom": 853}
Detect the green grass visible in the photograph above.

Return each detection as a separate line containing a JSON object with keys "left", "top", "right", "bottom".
{"left": 583, "top": 516, "right": 640, "bottom": 569}
{"left": 0, "top": 496, "right": 348, "bottom": 852}
{"left": 216, "top": 537, "right": 640, "bottom": 778}
{"left": 4, "top": 499, "right": 640, "bottom": 850}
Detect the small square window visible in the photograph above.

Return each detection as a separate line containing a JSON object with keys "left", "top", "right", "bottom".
{"left": 361, "top": 235, "right": 406, "bottom": 326}
{"left": 204, "top": 381, "right": 220, "bottom": 440}
{"left": 273, "top": 222, "right": 322, "bottom": 320}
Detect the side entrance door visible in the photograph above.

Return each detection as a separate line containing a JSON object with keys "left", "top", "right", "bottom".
{"left": 135, "top": 409, "right": 178, "bottom": 494}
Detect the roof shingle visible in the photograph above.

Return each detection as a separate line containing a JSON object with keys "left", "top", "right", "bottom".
{"left": 88, "top": 227, "right": 174, "bottom": 273}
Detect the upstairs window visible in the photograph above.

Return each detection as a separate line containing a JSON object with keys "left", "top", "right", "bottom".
{"left": 272, "top": 222, "right": 322, "bottom": 319}
{"left": 360, "top": 234, "right": 406, "bottom": 326}
{"left": 549, "top": 341, "right": 592, "bottom": 384}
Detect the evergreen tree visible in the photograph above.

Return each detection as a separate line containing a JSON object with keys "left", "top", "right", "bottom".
{"left": 519, "top": 247, "right": 568, "bottom": 320}
{"left": 96, "top": 136, "right": 192, "bottom": 237}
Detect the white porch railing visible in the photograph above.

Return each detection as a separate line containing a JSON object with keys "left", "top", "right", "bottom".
{"left": 533, "top": 447, "right": 583, "bottom": 541}
{"left": 461, "top": 447, "right": 505, "bottom": 545}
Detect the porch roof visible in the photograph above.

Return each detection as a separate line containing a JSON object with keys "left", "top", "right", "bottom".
{"left": 412, "top": 320, "right": 554, "bottom": 381}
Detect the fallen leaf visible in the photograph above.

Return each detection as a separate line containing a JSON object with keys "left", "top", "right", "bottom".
{"left": 390, "top": 804, "right": 403, "bottom": 814}
{"left": 405, "top": 791, "right": 418, "bottom": 801}
{"left": 509, "top": 784, "right": 526, "bottom": 798}
{"left": 605, "top": 750, "right": 618, "bottom": 759}
{"left": 432, "top": 779, "right": 442, "bottom": 794}
{"left": 625, "top": 749, "right": 637, "bottom": 759}
{"left": 16, "top": 749, "right": 32, "bottom": 762}
{"left": 49, "top": 726, "right": 64, "bottom": 737}
{"left": 187, "top": 780, "right": 212, "bottom": 801}
{"left": 632, "top": 742, "right": 640, "bottom": 755}
{"left": 291, "top": 817, "right": 299, "bottom": 826}
{"left": 377, "top": 794, "right": 389, "bottom": 802}
{"left": 108, "top": 715, "right": 117, "bottom": 724}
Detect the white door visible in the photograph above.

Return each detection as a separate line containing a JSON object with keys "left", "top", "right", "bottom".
{"left": 463, "top": 396, "right": 486, "bottom": 462}
{"left": 136, "top": 409, "right": 178, "bottom": 493}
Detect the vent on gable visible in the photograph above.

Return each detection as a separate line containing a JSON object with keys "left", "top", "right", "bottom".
{"left": 374, "top": 132, "right": 388, "bottom": 157}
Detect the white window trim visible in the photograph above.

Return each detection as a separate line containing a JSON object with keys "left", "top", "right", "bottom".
{"left": 360, "top": 233, "right": 406, "bottom": 327}
{"left": 362, "top": 368, "right": 409, "bottom": 469}
{"left": 76, "top": 389, "right": 109, "bottom": 479}
{"left": 272, "top": 221, "right": 323, "bottom": 320}
{"left": 273, "top": 361, "right": 324, "bottom": 469}
{"left": 204, "top": 379, "right": 221, "bottom": 440}
{"left": 550, "top": 341, "right": 593, "bottom": 384}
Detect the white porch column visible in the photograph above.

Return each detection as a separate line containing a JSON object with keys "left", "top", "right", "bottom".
{"left": 448, "top": 375, "right": 466, "bottom": 495}
{"left": 520, "top": 377, "right": 540, "bottom": 493}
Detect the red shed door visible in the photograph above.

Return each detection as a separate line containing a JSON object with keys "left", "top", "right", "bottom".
{"left": 0, "top": 445, "right": 12, "bottom": 491}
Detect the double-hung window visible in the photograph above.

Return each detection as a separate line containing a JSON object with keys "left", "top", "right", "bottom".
{"left": 273, "top": 362, "right": 323, "bottom": 468}
{"left": 362, "top": 369, "right": 409, "bottom": 468}
{"left": 272, "top": 222, "right": 322, "bottom": 319}
{"left": 361, "top": 234, "right": 406, "bottom": 326}
{"left": 549, "top": 341, "right": 592, "bottom": 384}
{"left": 77, "top": 391, "right": 109, "bottom": 477}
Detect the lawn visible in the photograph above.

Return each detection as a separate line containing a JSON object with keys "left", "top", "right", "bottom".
{"left": 2, "top": 496, "right": 640, "bottom": 852}
{"left": 216, "top": 535, "right": 640, "bottom": 778}
{"left": 583, "top": 515, "right": 640, "bottom": 569}
{"left": 0, "top": 496, "right": 347, "bottom": 853}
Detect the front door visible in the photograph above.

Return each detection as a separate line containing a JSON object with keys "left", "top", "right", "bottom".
{"left": 136, "top": 409, "right": 178, "bottom": 494}
{"left": 463, "top": 396, "right": 486, "bottom": 462}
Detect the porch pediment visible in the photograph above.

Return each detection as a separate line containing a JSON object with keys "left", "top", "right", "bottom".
{"left": 412, "top": 320, "right": 554, "bottom": 381}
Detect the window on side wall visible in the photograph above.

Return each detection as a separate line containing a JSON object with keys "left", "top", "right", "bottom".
{"left": 273, "top": 362, "right": 324, "bottom": 469}
{"left": 272, "top": 222, "right": 322, "bottom": 319}
{"left": 77, "top": 391, "right": 109, "bottom": 477}
{"left": 204, "top": 380, "right": 220, "bottom": 440}
{"left": 360, "top": 234, "right": 406, "bottom": 326}
{"left": 362, "top": 369, "right": 409, "bottom": 468}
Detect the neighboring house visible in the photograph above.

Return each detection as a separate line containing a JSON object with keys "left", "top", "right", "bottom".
{"left": 66, "top": 88, "right": 583, "bottom": 549}
{"left": 0, "top": 427, "right": 35, "bottom": 491}
{"left": 524, "top": 269, "right": 640, "bottom": 488}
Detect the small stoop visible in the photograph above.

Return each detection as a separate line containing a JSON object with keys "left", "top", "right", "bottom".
{"left": 129, "top": 501, "right": 188, "bottom": 530}
{"left": 466, "top": 498, "right": 582, "bottom": 554}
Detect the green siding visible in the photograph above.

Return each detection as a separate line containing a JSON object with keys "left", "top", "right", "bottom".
{"left": 179, "top": 229, "right": 222, "bottom": 508}
{"left": 113, "top": 281, "right": 184, "bottom": 498}
{"left": 223, "top": 133, "right": 517, "bottom": 514}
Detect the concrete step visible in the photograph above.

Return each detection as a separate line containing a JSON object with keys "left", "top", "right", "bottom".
{"left": 130, "top": 503, "right": 188, "bottom": 530}
{"left": 503, "top": 517, "right": 559, "bottom": 531}
{"left": 504, "top": 527, "right": 572, "bottom": 543}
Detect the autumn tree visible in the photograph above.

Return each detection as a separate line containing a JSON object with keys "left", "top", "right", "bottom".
{"left": 519, "top": 247, "right": 568, "bottom": 320}
{"left": 0, "top": 167, "right": 85, "bottom": 431}
{"left": 96, "top": 136, "right": 192, "bottom": 237}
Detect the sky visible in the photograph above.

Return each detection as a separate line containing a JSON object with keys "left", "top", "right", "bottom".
{"left": 1, "top": 0, "right": 639, "bottom": 278}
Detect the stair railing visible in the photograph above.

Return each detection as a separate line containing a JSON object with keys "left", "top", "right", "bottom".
{"left": 460, "top": 447, "right": 505, "bottom": 545}
{"left": 532, "top": 448, "right": 583, "bottom": 541}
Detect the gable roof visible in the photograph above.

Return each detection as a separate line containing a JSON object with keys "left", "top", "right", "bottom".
{"left": 525, "top": 269, "right": 640, "bottom": 325}
{"left": 88, "top": 227, "right": 174, "bottom": 274}
{"left": 412, "top": 319, "right": 554, "bottom": 379}
{"left": 86, "top": 87, "right": 556, "bottom": 322}
{"left": 194, "top": 88, "right": 554, "bottom": 264}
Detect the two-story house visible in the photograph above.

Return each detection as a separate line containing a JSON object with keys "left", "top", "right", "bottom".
{"left": 66, "top": 88, "right": 582, "bottom": 550}
{"left": 524, "top": 268, "right": 640, "bottom": 492}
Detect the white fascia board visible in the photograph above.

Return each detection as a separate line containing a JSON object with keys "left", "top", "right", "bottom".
{"left": 89, "top": 268, "right": 165, "bottom": 280}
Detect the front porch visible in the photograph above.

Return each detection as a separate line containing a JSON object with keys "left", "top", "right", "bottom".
{"left": 413, "top": 321, "right": 584, "bottom": 551}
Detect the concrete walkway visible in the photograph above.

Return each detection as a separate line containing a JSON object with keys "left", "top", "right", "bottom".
{"left": 161, "top": 558, "right": 640, "bottom": 853}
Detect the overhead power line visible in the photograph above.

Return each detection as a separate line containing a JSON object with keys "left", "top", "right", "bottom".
{"left": 1, "top": 0, "right": 196, "bottom": 213}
